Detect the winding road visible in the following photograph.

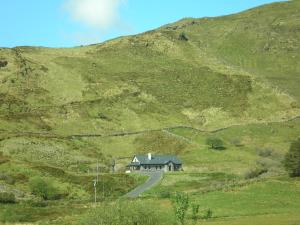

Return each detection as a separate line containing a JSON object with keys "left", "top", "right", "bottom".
{"left": 125, "top": 171, "right": 163, "bottom": 198}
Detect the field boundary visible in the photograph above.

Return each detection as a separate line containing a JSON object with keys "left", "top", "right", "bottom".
{"left": 0, "top": 115, "right": 299, "bottom": 140}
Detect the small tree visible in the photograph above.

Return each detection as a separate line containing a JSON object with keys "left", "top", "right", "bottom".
{"left": 29, "top": 177, "right": 60, "bottom": 200}
{"left": 206, "top": 137, "right": 225, "bottom": 150}
{"left": 172, "top": 192, "right": 190, "bottom": 225}
{"left": 284, "top": 138, "right": 300, "bottom": 177}
{"left": 191, "top": 203, "right": 200, "bottom": 224}
{"left": 203, "top": 209, "right": 213, "bottom": 219}
{"left": 178, "top": 32, "right": 189, "bottom": 41}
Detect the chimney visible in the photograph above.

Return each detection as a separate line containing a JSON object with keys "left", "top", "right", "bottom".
{"left": 148, "top": 153, "right": 152, "bottom": 160}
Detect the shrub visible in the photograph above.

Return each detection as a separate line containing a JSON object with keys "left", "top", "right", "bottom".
{"left": 257, "top": 148, "right": 273, "bottom": 157}
{"left": 178, "top": 32, "right": 189, "bottom": 41}
{"left": 191, "top": 203, "right": 200, "bottom": 223}
{"left": 159, "top": 191, "right": 171, "bottom": 198}
{"left": 230, "top": 138, "right": 243, "bottom": 147}
{"left": 0, "top": 192, "right": 16, "bottom": 204}
{"left": 202, "top": 209, "right": 213, "bottom": 219}
{"left": 78, "top": 200, "right": 174, "bottom": 225}
{"left": 29, "top": 177, "right": 61, "bottom": 200}
{"left": 206, "top": 137, "right": 225, "bottom": 150}
{"left": 244, "top": 167, "right": 268, "bottom": 179}
{"left": 284, "top": 138, "right": 300, "bottom": 177}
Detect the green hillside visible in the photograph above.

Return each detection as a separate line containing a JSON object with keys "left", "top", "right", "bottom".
{"left": 0, "top": 1, "right": 300, "bottom": 135}
{"left": 0, "top": 0, "right": 300, "bottom": 224}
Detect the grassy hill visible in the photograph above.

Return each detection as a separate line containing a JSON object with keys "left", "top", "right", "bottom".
{"left": 0, "top": 1, "right": 300, "bottom": 135}
{"left": 0, "top": 0, "right": 300, "bottom": 224}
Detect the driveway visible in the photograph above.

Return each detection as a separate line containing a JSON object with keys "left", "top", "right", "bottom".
{"left": 125, "top": 171, "right": 163, "bottom": 198}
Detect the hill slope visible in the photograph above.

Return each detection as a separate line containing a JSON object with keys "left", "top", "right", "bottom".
{"left": 0, "top": 0, "right": 299, "bottom": 136}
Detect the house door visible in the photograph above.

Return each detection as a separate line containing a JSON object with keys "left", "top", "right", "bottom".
{"left": 168, "top": 163, "right": 174, "bottom": 171}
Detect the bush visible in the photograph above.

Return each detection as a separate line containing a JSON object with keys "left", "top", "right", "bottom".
{"left": 159, "top": 191, "right": 171, "bottom": 198}
{"left": 78, "top": 200, "right": 174, "bottom": 225}
{"left": 191, "top": 203, "right": 200, "bottom": 223}
{"left": 206, "top": 137, "right": 225, "bottom": 150}
{"left": 178, "top": 32, "right": 189, "bottom": 41}
{"left": 244, "top": 167, "right": 268, "bottom": 179}
{"left": 0, "top": 192, "right": 16, "bottom": 204}
{"left": 284, "top": 138, "right": 300, "bottom": 177}
{"left": 202, "top": 209, "right": 213, "bottom": 219}
{"left": 257, "top": 148, "right": 273, "bottom": 157}
{"left": 230, "top": 138, "right": 243, "bottom": 147}
{"left": 29, "top": 177, "right": 62, "bottom": 200}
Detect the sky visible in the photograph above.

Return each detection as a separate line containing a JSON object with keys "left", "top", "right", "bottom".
{"left": 0, "top": 0, "right": 282, "bottom": 48}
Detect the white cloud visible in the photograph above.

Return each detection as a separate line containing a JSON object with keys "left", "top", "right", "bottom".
{"left": 64, "top": 0, "right": 125, "bottom": 30}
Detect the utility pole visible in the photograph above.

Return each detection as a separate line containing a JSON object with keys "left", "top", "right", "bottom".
{"left": 102, "top": 173, "right": 105, "bottom": 199}
{"left": 96, "top": 159, "right": 99, "bottom": 183}
{"left": 93, "top": 179, "right": 97, "bottom": 203}
{"left": 112, "top": 158, "right": 115, "bottom": 173}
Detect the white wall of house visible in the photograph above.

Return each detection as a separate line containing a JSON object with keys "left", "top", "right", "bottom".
{"left": 132, "top": 157, "right": 139, "bottom": 162}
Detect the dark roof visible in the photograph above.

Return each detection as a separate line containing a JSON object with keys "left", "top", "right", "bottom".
{"left": 129, "top": 154, "right": 182, "bottom": 166}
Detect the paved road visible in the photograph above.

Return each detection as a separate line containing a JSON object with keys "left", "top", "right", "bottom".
{"left": 125, "top": 171, "right": 163, "bottom": 198}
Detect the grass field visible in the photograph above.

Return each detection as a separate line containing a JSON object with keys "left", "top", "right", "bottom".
{"left": 140, "top": 176, "right": 300, "bottom": 225}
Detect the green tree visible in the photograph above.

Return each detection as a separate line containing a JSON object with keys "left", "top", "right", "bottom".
{"left": 284, "top": 138, "right": 300, "bottom": 177}
{"left": 206, "top": 137, "right": 225, "bottom": 150}
{"left": 172, "top": 192, "right": 190, "bottom": 225}
{"left": 29, "top": 177, "right": 60, "bottom": 200}
{"left": 191, "top": 203, "right": 200, "bottom": 224}
{"left": 203, "top": 209, "right": 213, "bottom": 219}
